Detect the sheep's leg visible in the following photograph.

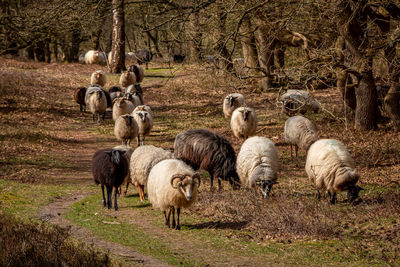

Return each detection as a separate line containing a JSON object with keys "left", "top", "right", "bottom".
{"left": 295, "top": 145, "right": 298, "bottom": 157}
{"left": 106, "top": 186, "right": 112, "bottom": 209}
{"left": 139, "top": 184, "right": 145, "bottom": 201}
{"left": 217, "top": 178, "right": 222, "bottom": 191}
{"left": 101, "top": 185, "right": 106, "bottom": 207}
{"left": 137, "top": 136, "right": 140, "bottom": 147}
{"left": 315, "top": 190, "right": 321, "bottom": 200}
{"left": 290, "top": 144, "right": 293, "bottom": 158}
{"left": 80, "top": 105, "right": 83, "bottom": 113}
{"left": 329, "top": 192, "right": 337, "bottom": 204}
{"left": 171, "top": 207, "right": 176, "bottom": 229}
{"left": 163, "top": 211, "right": 170, "bottom": 228}
{"left": 97, "top": 113, "right": 101, "bottom": 124}
{"left": 141, "top": 137, "right": 145, "bottom": 146}
{"left": 102, "top": 112, "right": 105, "bottom": 121}
{"left": 175, "top": 208, "right": 181, "bottom": 230}
{"left": 124, "top": 182, "right": 129, "bottom": 196}
{"left": 114, "top": 187, "right": 118, "bottom": 211}
{"left": 210, "top": 175, "right": 214, "bottom": 191}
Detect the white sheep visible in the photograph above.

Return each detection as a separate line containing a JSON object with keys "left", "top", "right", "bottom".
{"left": 133, "top": 110, "right": 153, "bottom": 146}
{"left": 114, "top": 114, "right": 138, "bottom": 147}
{"left": 147, "top": 159, "right": 200, "bottom": 230}
{"left": 119, "top": 71, "right": 136, "bottom": 88}
{"left": 129, "top": 145, "right": 173, "bottom": 201}
{"left": 112, "top": 97, "right": 135, "bottom": 121}
{"left": 84, "top": 50, "right": 102, "bottom": 64}
{"left": 237, "top": 136, "right": 279, "bottom": 198}
{"left": 305, "top": 139, "right": 363, "bottom": 204}
{"left": 90, "top": 70, "right": 106, "bottom": 87}
{"left": 279, "top": 89, "right": 320, "bottom": 115}
{"left": 85, "top": 86, "right": 107, "bottom": 124}
{"left": 284, "top": 115, "right": 318, "bottom": 157}
{"left": 223, "top": 93, "right": 245, "bottom": 118}
{"left": 230, "top": 107, "right": 257, "bottom": 141}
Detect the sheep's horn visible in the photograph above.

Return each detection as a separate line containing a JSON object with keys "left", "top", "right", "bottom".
{"left": 171, "top": 174, "right": 184, "bottom": 189}
{"left": 192, "top": 173, "right": 201, "bottom": 186}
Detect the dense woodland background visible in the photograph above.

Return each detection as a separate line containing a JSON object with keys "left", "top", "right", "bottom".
{"left": 2, "top": 0, "right": 400, "bottom": 132}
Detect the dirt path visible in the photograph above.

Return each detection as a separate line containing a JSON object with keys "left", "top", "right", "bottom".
{"left": 38, "top": 193, "right": 170, "bottom": 267}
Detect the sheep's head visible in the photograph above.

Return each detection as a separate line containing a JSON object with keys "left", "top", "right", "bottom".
{"left": 122, "top": 115, "right": 133, "bottom": 126}
{"left": 170, "top": 173, "right": 201, "bottom": 201}
{"left": 134, "top": 83, "right": 142, "bottom": 94}
{"left": 137, "top": 111, "right": 148, "bottom": 122}
{"left": 129, "top": 65, "right": 138, "bottom": 73}
{"left": 228, "top": 170, "right": 241, "bottom": 190}
{"left": 347, "top": 185, "right": 363, "bottom": 204}
{"left": 107, "top": 149, "right": 126, "bottom": 165}
{"left": 226, "top": 96, "right": 237, "bottom": 107}
{"left": 251, "top": 165, "right": 278, "bottom": 198}
{"left": 113, "top": 97, "right": 126, "bottom": 108}
{"left": 241, "top": 108, "right": 251, "bottom": 121}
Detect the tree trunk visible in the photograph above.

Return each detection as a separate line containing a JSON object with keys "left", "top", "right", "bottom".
{"left": 68, "top": 29, "right": 81, "bottom": 62}
{"left": 273, "top": 42, "right": 285, "bottom": 70}
{"left": 50, "top": 39, "right": 58, "bottom": 62}
{"left": 384, "top": 84, "right": 400, "bottom": 130}
{"left": 188, "top": 12, "right": 202, "bottom": 62}
{"left": 44, "top": 38, "right": 51, "bottom": 63}
{"left": 213, "top": 10, "right": 232, "bottom": 71}
{"left": 110, "top": 0, "right": 125, "bottom": 73}
{"left": 34, "top": 41, "right": 45, "bottom": 62}
{"left": 239, "top": 16, "right": 258, "bottom": 72}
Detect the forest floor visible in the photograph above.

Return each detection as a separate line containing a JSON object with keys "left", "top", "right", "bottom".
{"left": 1, "top": 57, "right": 400, "bottom": 266}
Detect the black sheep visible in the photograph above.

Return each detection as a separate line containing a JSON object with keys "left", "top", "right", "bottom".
{"left": 92, "top": 148, "right": 129, "bottom": 210}
{"left": 174, "top": 129, "right": 240, "bottom": 191}
{"left": 134, "top": 49, "right": 152, "bottom": 69}
{"left": 74, "top": 87, "right": 86, "bottom": 112}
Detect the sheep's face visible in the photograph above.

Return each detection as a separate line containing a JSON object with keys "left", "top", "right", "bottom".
{"left": 134, "top": 83, "right": 142, "bottom": 92}
{"left": 252, "top": 166, "right": 277, "bottom": 198}
{"left": 229, "top": 96, "right": 236, "bottom": 107}
{"left": 107, "top": 149, "right": 125, "bottom": 165}
{"left": 171, "top": 174, "right": 200, "bottom": 201}
{"left": 138, "top": 111, "right": 148, "bottom": 122}
{"left": 114, "top": 98, "right": 126, "bottom": 108}
{"left": 242, "top": 109, "right": 250, "bottom": 121}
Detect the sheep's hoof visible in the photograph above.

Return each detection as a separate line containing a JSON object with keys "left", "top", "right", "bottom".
{"left": 114, "top": 207, "right": 118, "bottom": 211}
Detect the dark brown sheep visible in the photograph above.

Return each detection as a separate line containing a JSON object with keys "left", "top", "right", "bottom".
{"left": 174, "top": 129, "right": 240, "bottom": 191}
{"left": 74, "top": 87, "right": 86, "bottom": 112}
{"left": 92, "top": 148, "right": 129, "bottom": 210}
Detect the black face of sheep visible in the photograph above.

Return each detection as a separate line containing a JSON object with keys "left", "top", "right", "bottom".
{"left": 138, "top": 112, "right": 147, "bottom": 122}
{"left": 229, "top": 96, "right": 236, "bottom": 107}
{"left": 256, "top": 180, "right": 278, "bottom": 198}
{"left": 347, "top": 185, "right": 364, "bottom": 204}
{"left": 134, "top": 83, "right": 142, "bottom": 94}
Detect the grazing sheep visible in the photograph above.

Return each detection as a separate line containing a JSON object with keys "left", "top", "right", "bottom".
{"left": 74, "top": 87, "right": 86, "bottom": 112}
{"left": 130, "top": 145, "right": 173, "bottom": 201}
{"left": 85, "top": 86, "right": 107, "bottom": 123}
{"left": 92, "top": 148, "right": 130, "bottom": 210}
{"left": 135, "top": 49, "right": 152, "bottom": 69}
{"left": 174, "top": 129, "right": 240, "bottom": 190}
{"left": 114, "top": 114, "right": 138, "bottom": 147}
{"left": 284, "top": 115, "right": 318, "bottom": 157}
{"left": 147, "top": 159, "right": 200, "bottom": 230}
{"left": 128, "top": 64, "right": 144, "bottom": 83}
{"left": 132, "top": 110, "right": 153, "bottom": 146}
{"left": 133, "top": 105, "right": 153, "bottom": 117}
{"left": 90, "top": 70, "right": 106, "bottom": 87}
{"left": 305, "top": 139, "right": 363, "bottom": 204}
{"left": 237, "top": 136, "right": 279, "bottom": 198}
{"left": 85, "top": 50, "right": 102, "bottom": 64}
{"left": 223, "top": 93, "right": 245, "bottom": 118}
{"left": 112, "top": 97, "right": 135, "bottom": 121}
{"left": 279, "top": 89, "right": 320, "bottom": 116}
{"left": 230, "top": 107, "right": 258, "bottom": 141}
{"left": 119, "top": 71, "right": 136, "bottom": 88}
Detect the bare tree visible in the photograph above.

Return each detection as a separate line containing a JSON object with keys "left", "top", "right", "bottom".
{"left": 110, "top": 0, "right": 126, "bottom": 73}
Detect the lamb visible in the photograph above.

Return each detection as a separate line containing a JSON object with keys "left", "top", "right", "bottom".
{"left": 284, "top": 115, "right": 318, "bottom": 157}
{"left": 85, "top": 86, "right": 107, "bottom": 123}
{"left": 119, "top": 71, "right": 136, "bottom": 88}
{"left": 85, "top": 50, "right": 102, "bottom": 64}
{"left": 236, "top": 136, "right": 279, "bottom": 198}
{"left": 92, "top": 148, "right": 130, "bottom": 210}
{"left": 230, "top": 107, "right": 258, "bottom": 141}
{"left": 147, "top": 159, "right": 200, "bottom": 230}
{"left": 305, "top": 139, "right": 363, "bottom": 204}
{"left": 128, "top": 64, "right": 144, "bottom": 83}
{"left": 74, "top": 87, "right": 86, "bottom": 112}
{"left": 90, "top": 70, "right": 106, "bottom": 87}
{"left": 129, "top": 145, "right": 173, "bottom": 201}
{"left": 279, "top": 89, "right": 320, "bottom": 116}
{"left": 132, "top": 110, "right": 153, "bottom": 146}
{"left": 174, "top": 129, "right": 240, "bottom": 190}
{"left": 114, "top": 114, "right": 138, "bottom": 147}
{"left": 134, "top": 49, "right": 152, "bottom": 69}
{"left": 223, "top": 93, "right": 245, "bottom": 118}
{"left": 112, "top": 97, "right": 135, "bottom": 121}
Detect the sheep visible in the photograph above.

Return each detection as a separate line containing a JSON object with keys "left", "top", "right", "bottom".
{"left": 74, "top": 87, "right": 86, "bottom": 112}
{"left": 134, "top": 49, "right": 152, "bottom": 69}
{"left": 284, "top": 115, "right": 318, "bottom": 157}
{"left": 85, "top": 86, "right": 107, "bottom": 123}
{"left": 112, "top": 97, "right": 135, "bottom": 121}
{"left": 114, "top": 114, "right": 138, "bottom": 147}
{"left": 174, "top": 129, "right": 240, "bottom": 191}
{"left": 132, "top": 110, "right": 153, "bottom": 146}
{"left": 129, "top": 145, "right": 173, "bottom": 201}
{"left": 119, "top": 71, "right": 136, "bottom": 88}
{"left": 305, "top": 139, "right": 363, "bottom": 204}
{"left": 92, "top": 148, "right": 130, "bottom": 210}
{"left": 133, "top": 105, "right": 153, "bottom": 117}
{"left": 223, "top": 93, "right": 245, "bottom": 118}
{"left": 147, "top": 159, "right": 200, "bottom": 230}
{"left": 126, "top": 84, "right": 143, "bottom": 104}
{"left": 90, "top": 70, "right": 106, "bottom": 87}
{"left": 279, "top": 89, "right": 320, "bottom": 116}
{"left": 85, "top": 50, "right": 102, "bottom": 64}
{"left": 128, "top": 64, "right": 144, "bottom": 83}
{"left": 236, "top": 136, "right": 279, "bottom": 198}
{"left": 125, "top": 92, "right": 143, "bottom": 107}
{"left": 230, "top": 107, "right": 258, "bottom": 141}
